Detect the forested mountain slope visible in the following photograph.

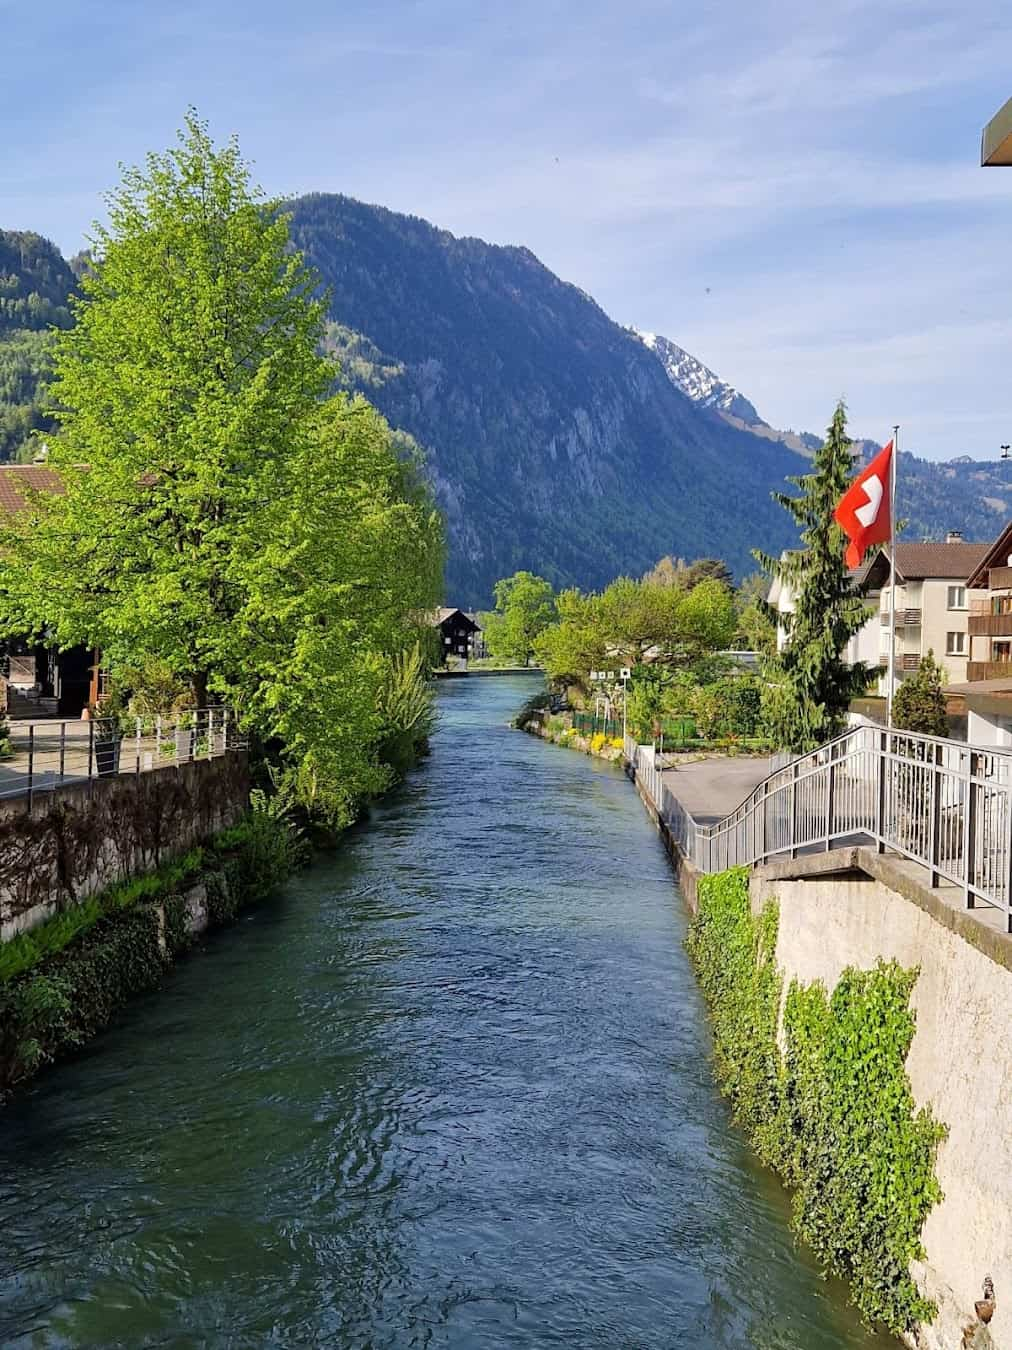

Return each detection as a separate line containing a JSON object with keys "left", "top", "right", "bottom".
{"left": 2, "top": 207, "right": 1008, "bottom": 605}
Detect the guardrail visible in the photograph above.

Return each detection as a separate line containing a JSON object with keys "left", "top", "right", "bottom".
{"left": 625, "top": 726, "right": 1012, "bottom": 931}
{"left": 0, "top": 708, "right": 247, "bottom": 804}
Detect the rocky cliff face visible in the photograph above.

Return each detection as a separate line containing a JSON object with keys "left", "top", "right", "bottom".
{"left": 289, "top": 194, "right": 807, "bottom": 605}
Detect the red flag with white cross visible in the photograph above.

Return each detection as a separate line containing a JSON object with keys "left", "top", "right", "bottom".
{"left": 833, "top": 441, "right": 893, "bottom": 568}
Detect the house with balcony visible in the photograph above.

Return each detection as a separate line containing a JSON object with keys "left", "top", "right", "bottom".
{"left": 768, "top": 536, "right": 989, "bottom": 711}
{"left": 946, "top": 523, "right": 1012, "bottom": 745}
{"left": 860, "top": 535, "right": 988, "bottom": 696}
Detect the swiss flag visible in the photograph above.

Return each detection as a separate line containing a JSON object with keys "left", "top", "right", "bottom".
{"left": 833, "top": 441, "right": 893, "bottom": 568}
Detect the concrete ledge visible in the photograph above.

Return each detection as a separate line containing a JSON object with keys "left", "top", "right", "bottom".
{"left": 757, "top": 844, "right": 1012, "bottom": 976}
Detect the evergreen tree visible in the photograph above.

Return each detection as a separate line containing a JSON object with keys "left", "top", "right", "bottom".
{"left": 755, "top": 401, "right": 873, "bottom": 753}
{"left": 892, "top": 651, "right": 948, "bottom": 738}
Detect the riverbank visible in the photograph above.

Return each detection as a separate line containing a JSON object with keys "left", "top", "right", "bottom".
{"left": 0, "top": 806, "right": 301, "bottom": 1099}
{"left": 0, "top": 675, "right": 891, "bottom": 1349}
{"left": 519, "top": 707, "right": 625, "bottom": 762}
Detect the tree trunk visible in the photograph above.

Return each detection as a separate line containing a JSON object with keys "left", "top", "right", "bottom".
{"left": 190, "top": 671, "right": 209, "bottom": 707}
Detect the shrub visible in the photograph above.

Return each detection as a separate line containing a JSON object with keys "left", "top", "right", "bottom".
{"left": 686, "top": 867, "right": 945, "bottom": 1336}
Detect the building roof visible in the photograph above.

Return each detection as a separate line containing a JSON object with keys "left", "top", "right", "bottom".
{"left": 982, "top": 96, "right": 1012, "bottom": 166}
{"left": 433, "top": 607, "right": 480, "bottom": 632}
{"left": 0, "top": 465, "right": 66, "bottom": 514}
{"left": 864, "top": 540, "right": 989, "bottom": 585}
{"left": 966, "top": 521, "right": 1012, "bottom": 589}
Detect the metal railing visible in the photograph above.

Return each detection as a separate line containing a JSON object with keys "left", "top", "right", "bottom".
{"left": 0, "top": 708, "right": 247, "bottom": 804}
{"left": 625, "top": 725, "right": 1012, "bottom": 931}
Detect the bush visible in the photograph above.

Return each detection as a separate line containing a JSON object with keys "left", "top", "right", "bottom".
{"left": 686, "top": 867, "right": 945, "bottom": 1336}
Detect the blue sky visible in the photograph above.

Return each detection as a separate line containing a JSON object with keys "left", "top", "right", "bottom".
{"left": 4, "top": 0, "right": 1011, "bottom": 459}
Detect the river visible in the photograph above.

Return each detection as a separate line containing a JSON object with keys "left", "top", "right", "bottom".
{"left": 0, "top": 676, "right": 894, "bottom": 1349}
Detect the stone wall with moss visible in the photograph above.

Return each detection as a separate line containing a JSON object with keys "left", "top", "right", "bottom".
{"left": 0, "top": 754, "right": 250, "bottom": 941}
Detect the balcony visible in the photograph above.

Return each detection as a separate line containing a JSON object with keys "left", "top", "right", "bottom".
{"left": 967, "top": 660, "right": 1012, "bottom": 683}
{"left": 879, "top": 608, "right": 921, "bottom": 627}
{"left": 988, "top": 566, "right": 1012, "bottom": 590}
{"left": 968, "top": 597, "right": 1012, "bottom": 637}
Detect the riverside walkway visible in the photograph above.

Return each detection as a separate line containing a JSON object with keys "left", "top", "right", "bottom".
{"left": 657, "top": 754, "right": 771, "bottom": 824}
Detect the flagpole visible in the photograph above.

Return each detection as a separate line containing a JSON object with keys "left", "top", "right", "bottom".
{"left": 887, "top": 425, "right": 899, "bottom": 728}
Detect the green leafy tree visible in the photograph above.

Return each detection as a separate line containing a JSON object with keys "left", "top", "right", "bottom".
{"left": 892, "top": 650, "right": 948, "bottom": 738}
{"left": 0, "top": 114, "right": 443, "bottom": 822}
{"left": 755, "top": 402, "right": 873, "bottom": 753}
{"left": 484, "top": 571, "right": 557, "bottom": 664}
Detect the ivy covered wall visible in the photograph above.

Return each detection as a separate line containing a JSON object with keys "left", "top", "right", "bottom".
{"left": 686, "top": 868, "right": 946, "bottom": 1339}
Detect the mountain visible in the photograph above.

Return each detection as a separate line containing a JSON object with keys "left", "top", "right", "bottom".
{"left": 634, "top": 327, "right": 1012, "bottom": 558}
{"left": 0, "top": 230, "right": 76, "bottom": 461}
{"left": 288, "top": 193, "right": 817, "bottom": 603}
{"left": 2, "top": 206, "right": 1010, "bottom": 606}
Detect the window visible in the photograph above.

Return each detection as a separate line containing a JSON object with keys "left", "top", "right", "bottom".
{"left": 946, "top": 631, "right": 966, "bottom": 655}
{"left": 947, "top": 585, "right": 966, "bottom": 610}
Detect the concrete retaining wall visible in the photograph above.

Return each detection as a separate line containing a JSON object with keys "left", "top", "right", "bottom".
{"left": 0, "top": 754, "right": 250, "bottom": 941}
{"left": 751, "top": 861, "right": 1011, "bottom": 1350}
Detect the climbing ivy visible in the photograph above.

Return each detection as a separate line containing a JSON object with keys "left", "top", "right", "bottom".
{"left": 686, "top": 868, "right": 946, "bottom": 1337}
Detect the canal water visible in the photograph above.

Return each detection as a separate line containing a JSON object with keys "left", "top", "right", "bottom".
{"left": 0, "top": 676, "right": 894, "bottom": 1349}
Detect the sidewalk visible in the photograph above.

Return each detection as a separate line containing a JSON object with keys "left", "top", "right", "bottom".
{"left": 659, "top": 755, "right": 772, "bottom": 825}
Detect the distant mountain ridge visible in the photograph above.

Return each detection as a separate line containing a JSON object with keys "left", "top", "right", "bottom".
{"left": 2, "top": 204, "right": 1010, "bottom": 604}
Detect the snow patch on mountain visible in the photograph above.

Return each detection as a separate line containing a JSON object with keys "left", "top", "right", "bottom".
{"left": 632, "top": 329, "right": 761, "bottom": 425}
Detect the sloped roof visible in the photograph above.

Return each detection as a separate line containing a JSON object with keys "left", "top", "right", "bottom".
{"left": 864, "top": 540, "right": 989, "bottom": 585}
{"left": 967, "top": 522, "right": 1012, "bottom": 589}
{"left": 0, "top": 465, "right": 66, "bottom": 514}
{"left": 433, "top": 607, "right": 479, "bottom": 631}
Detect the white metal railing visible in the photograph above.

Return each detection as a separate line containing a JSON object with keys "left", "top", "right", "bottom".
{"left": 625, "top": 726, "right": 1012, "bottom": 932}
{"left": 0, "top": 708, "right": 247, "bottom": 803}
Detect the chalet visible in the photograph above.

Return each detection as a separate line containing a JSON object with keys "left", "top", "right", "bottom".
{"left": 0, "top": 465, "right": 98, "bottom": 718}
{"left": 433, "top": 607, "right": 480, "bottom": 664}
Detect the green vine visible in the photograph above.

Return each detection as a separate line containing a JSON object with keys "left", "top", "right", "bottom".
{"left": 686, "top": 867, "right": 946, "bottom": 1336}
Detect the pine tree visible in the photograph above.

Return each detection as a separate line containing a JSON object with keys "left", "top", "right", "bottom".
{"left": 755, "top": 401, "right": 874, "bottom": 753}
{"left": 892, "top": 651, "right": 948, "bottom": 737}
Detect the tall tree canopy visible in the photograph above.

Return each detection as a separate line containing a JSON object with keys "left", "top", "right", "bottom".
{"left": 0, "top": 114, "right": 443, "bottom": 821}
{"left": 483, "top": 571, "right": 557, "bottom": 664}
{"left": 754, "top": 401, "right": 872, "bottom": 752}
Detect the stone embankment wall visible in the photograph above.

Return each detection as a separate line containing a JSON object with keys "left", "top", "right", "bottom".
{"left": 0, "top": 755, "right": 249, "bottom": 942}
{"left": 627, "top": 747, "right": 1009, "bottom": 1349}
{"left": 752, "top": 858, "right": 1012, "bottom": 1350}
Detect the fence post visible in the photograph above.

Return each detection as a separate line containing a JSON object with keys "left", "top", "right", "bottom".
{"left": 87, "top": 718, "right": 95, "bottom": 789}
{"left": 790, "top": 758, "right": 799, "bottom": 860}
{"left": 876, "top": 729, "right": 887, "bottom": 853}
{"left": 965, "top": 750, "right": 978, "bottom": 909}
{"left": 929, "top": 743, "right": 942, "bottom": 888}
{"left": 27, "top": 724, "right": 34, "bottom": 810}
{"left": 156, "top": 714, "right": 162, "bottom": 762}
{"left": 58, "top": 720, "right": 66, "bottom": 785}
{"left": 825, "top": 751, "right": 835, "bottom": 852}
{"left": 135, "top": 716, "right": 142, "bottom": 774}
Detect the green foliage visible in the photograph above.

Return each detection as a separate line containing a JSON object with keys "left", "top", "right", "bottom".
{"left": 0, "top": 328, "right": 60, "bottom": 461}
{"left": 893, "top": 650, "right": 948, "bottom": 738}
{"left": 755, "top": 401, "right": 874, "bottom": 753}
{"left": 376, "top": 641, "right": 436, "bottom": 775}
{"left": 0, "top": 804, "right": 302, "bottom": 1094}
{"left": 484, "top": 571, "right": 557, "bottom": 664}
{"left": 780, "top": 967, "right": 946, "bottom": 1331}
{"left": 685, "top": 869, "right": 783, "bottom": 1160}
{"left": 0, "top": 231, "right": 75, "bottom": 335}
{"left": 687, "top": 868, "right": 945, "bottom": 1336}
{"left": 0, "top": 115, "right": 444, "bottom": 825}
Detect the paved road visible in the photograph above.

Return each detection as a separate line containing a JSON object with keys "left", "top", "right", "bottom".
{"left": 660, "top": 755, "right": 771, "bottom": 824}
